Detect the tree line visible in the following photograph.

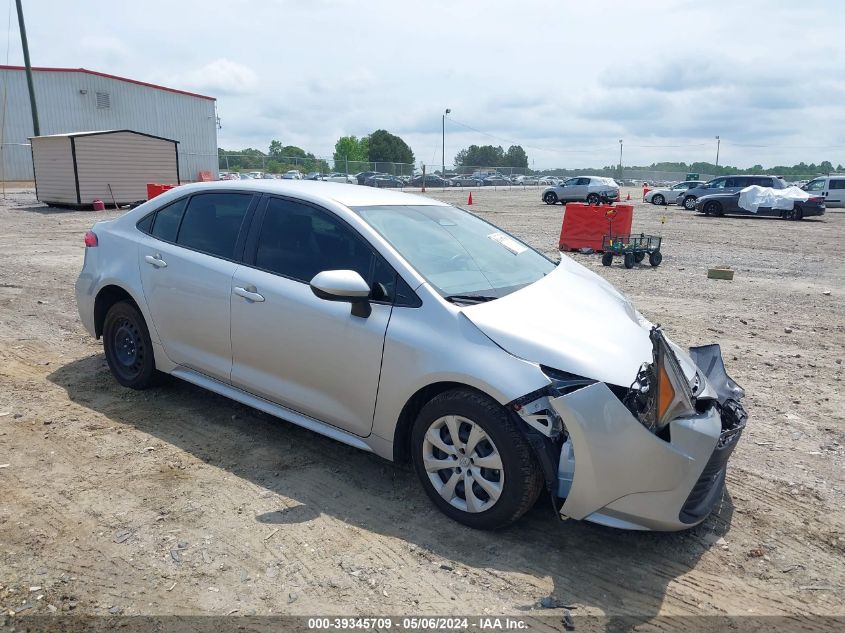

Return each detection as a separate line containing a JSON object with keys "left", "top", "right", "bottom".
{"left": 454, "top": 145, "right": 529, "bottom": 169}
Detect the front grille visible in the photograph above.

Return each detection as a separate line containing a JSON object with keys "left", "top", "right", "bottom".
{"left": 679, "top": 399, "right": 746, "bottom": 524}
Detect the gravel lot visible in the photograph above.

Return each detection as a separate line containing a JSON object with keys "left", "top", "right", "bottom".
{"left": 0, "top": 186, "right": 843, "bottom": 623}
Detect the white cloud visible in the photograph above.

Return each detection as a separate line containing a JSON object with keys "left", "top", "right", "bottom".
{"left": 177, "top": 59, "right": 259, "bottom": 97}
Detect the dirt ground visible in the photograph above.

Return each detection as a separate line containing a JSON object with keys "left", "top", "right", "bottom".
{"left": 0, "top": 185, "right": 843, "bottom": 624}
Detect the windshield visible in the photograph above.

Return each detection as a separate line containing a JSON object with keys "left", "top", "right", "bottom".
{"left": 351, "top": 205, "right": 555, "bottom": 297}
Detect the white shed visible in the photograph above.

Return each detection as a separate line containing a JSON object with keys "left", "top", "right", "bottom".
{"left": 30, "top": 130, "right": 180, "bottom": 207}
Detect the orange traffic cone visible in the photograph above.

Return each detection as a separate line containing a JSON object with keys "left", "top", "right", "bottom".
{"left": 467, "top": 192, "right": 473, "bottom": 205}
{"left": 626, "top": 191, "right": 631, "bottom": 201}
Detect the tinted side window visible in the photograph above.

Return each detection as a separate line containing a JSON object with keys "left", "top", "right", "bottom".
{"left": 136, "top": 211, "right": 154, "bottom": 234}
{"left": 255, "top": 197, "right": 382, "bottom": 290}
{"left": 176, "top": 193, "right": 252, "bottom": 259}
{"left": 709, "top": 179, "right": 726, "bottom": 189}
{"left": 150, "top": 198, "right": 188, "bottom": 243}
{"left": 830, "top": 179, "right": 845, "bottom": 190}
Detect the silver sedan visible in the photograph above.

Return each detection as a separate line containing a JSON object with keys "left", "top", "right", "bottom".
{"left": 644, "top": 181, "right": 706, "bottom": 205}
{"left": 76, "top": 181, "right": 746, "bottom": 531}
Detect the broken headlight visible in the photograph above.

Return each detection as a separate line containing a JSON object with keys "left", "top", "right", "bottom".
{"left": 623, "top": 327, "right": 695, "bottom": 433}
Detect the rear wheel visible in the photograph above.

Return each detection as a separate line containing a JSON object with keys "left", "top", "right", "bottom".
{"left": 103, "top": 300, "right": 158, "bottom": 389}
{"left": 601, "top": 252, "right": 613, "bottom": 266}
{"left": 543, "top": 192, "right": 558, "bottom": 205}
{"left": 683, "top": 196, "right": 697, "bottom": 210}
{"left": 652, "top": 194, "right": 665, "bottom": 206}
{"left": 649, "top": 250, "right": 663, "bottom": 267}
{"left": 587, "top": 193, "right": 600, "bottom": 205}
{"left": 634, "top": 252, "right": 645, "bottom": 263}
{"left": 411, "top": 389, "right": 543, "bottom": 530}
{"left": 624, "top": 253, "right": 635, "bottom": 269}
{"left": 783, "top": 207, "right": 803, "bottom": 221}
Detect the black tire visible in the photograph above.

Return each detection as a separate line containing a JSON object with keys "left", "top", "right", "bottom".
{"left": 703, "top": 200, "right": 722, "bottom": 216}
{"left": 683, "top": 196, "right": 697, "bottom": 210}
{"left": 411, "top": 389, "right": 543, "bottom": 530}
{"left": 624, "top": 253, "right": 635, "bottom": 269}
{"left": 652, "top": 194, "right": 665, "bottom": 206}
{"left": 601, "top": 252, "right": 613, "bottom": 266}
{"left": 587, "top": 193, "right": 600, "bottom": 205}
{"left": 634, "top": 252, "right": 645, "bottom": 263}
{"left": 649, "top": 250, "right": 663, "bottom": 267}
{"left": 543, "top": 192, "right": 558, "bottom": 205}
{"left": 103, "top": 300, "right": 158, "bottom": 389}
{"left": 783, "top": 207, "right": 803, "bottom": 221}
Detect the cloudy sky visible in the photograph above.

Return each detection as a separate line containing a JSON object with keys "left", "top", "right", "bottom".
{"left": 3, "top": 0, "right": 843, "bottom": 169}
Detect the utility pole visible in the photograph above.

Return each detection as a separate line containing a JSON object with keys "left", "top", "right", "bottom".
{"left": 15, "top": 0, "right": 40, "bottom": 136}
{"left": 442, "top": 108, "right": 450, "bottom": 176}
{"left": 618, "top": 139, "right": 623, "bottom": 178}
{"left": 715, "top": 136, "right": 720, "bottom": 168}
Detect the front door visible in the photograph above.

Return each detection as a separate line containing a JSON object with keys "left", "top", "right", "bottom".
{"left": 138, "top": 192, "right": 255, "bottom": 381}
{"left": 230, "top": 196, "right": 393, "bottom": 437}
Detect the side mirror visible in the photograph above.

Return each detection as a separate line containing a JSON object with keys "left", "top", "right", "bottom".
{"left": 310, "top": 270, "right": 372, "bottom": 317}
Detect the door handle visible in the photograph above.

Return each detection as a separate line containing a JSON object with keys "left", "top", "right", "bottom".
{"left": 144, "top": 254, "right": 167, "bottom": 268}
{"left": 233, "top": 286, "right": 265, "bottom": 302}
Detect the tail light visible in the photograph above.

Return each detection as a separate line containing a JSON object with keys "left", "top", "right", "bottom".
{"left": 807, "top": 196, "right": 824, "bottom": 204}
{"left": 84, "top": 231, "right": 98, "bottom": 247}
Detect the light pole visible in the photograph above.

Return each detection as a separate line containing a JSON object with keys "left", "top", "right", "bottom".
{"left": 15, "top": 0, "right": 39, "bottom": 136}
{"left": 618, "top": 139, "right": 623, "bottom": 178}
{"left": 442, "top": 108, "right": 450, "bottom": 176}
{"left": 715, "top": 135, "right": 720, "bottom": 168}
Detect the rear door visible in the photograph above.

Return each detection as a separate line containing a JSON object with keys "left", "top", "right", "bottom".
{"left": 138, "top": 191, "right": 256, "bottom": 381}
{"left": 230, "top": 196, "right": 395, "bottom": 436}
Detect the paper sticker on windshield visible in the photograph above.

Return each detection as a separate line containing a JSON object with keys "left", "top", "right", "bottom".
{"left": 488, "top": 232, "right": 527, "bottom": 255}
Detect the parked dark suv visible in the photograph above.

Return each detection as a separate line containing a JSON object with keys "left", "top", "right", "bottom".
{"left": 676, "top": 175, "right": 786, "bottom": 210}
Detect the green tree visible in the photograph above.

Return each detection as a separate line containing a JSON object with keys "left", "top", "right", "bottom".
{"left": 367, "top": 129, "right": 414, "bottom": 169}
{"left": 504, "top": 145, "right": 528, "bottom": 168}
{"left": 454, "top": 144, "right": 506, "bottom": 169}
{"left": 269, "top": 140, "right": 283, "bottom": 158}
{"left": 333, "top": 135, "right": 369, "bottom": 165}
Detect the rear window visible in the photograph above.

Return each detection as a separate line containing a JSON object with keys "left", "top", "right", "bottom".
{"left": 150, "top": 198, "right": 188, "bottom": 243}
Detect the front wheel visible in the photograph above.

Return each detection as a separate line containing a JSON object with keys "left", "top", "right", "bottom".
{"left": 703, "top": 200, "right": 722, "bottom": 216}
{"left": 411, "top": 389, "right": 543, "bottom": 530}
{"left": 624, "top": 253, "right": 635, "bottom": 269}
{"left": 649, "top": 250, "right": 663, "bottom": 266}
{"left": 601, "top": 252, "right": 613, "bottom": 266}
{"left": 587, "top": 193, "right": 600, "bottom": 205}
{"left": 683, "top": 196, "right": 697, "bottom": 210}
{"left": 543, "top": 192, "right": 558, "bottom": 205}
{"left": 103, "top": 300, "right": 158, "bottom": 389}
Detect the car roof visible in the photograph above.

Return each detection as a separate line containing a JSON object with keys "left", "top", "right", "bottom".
{"left": 166, "top": 179, "right": 444, "bottom": 207}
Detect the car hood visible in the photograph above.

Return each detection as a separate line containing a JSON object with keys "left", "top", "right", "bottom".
{"left": 460, "top": 255, "right": 655, "bottom": 387}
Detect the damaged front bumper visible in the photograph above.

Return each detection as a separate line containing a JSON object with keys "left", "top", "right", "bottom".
{"left": 524, "top": 337, "right": 746, "bottom": 531}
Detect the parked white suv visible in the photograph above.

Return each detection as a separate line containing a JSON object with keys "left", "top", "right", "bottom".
{"left": 542, "top": 176, "right": 620, "bottom": 205}
{"left": 76, "top": 181, "right": 746, "bottom": 531}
